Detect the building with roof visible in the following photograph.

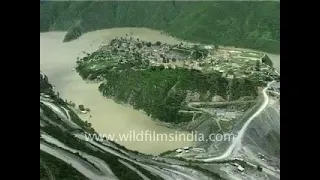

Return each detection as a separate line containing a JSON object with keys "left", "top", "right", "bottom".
{"left": 215, "top": 109, "right": 226, "bottom": 117}
{"left": 176, "top": 149, "right": 183, "bottom": 153}
{"left": 225, "top": 112, "right": 236, "bottom": 119}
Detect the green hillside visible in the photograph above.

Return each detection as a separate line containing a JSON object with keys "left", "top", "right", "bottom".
{"left": 40, "top": 1, "right": 280, "bottom": 53}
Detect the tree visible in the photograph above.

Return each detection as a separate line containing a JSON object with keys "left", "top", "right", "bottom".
{"left": 261, "top": 54, "right": 273, "bottom": 67}
{"left": 159, "top": 65, "right": 165, "bottom": 70}
{"left": 78, "top": 105, "right": 85, "bottom": 111}
{"left": 155, "top": 41, "right": 161, "bottom": 46}
{"left": 257, "top": 165, "right": 263, "bottom": 172}
{"left": 85, "top": 108, "right": 90, "bottom": 112}
{"left": 255, "top": 60, "right": 261, "bottom": 71}
{"left": 150, "top": 66, "right": 157, "bottom": 71}
{"left": 110, "top": 39, "right": 116, "bottom": 45}
{"left": 146, "top": 42, "right": 152, "bottom": 47}
{"left": 228, "top": 70, "right": 234, "bottom": 75}
{"left": 68, "top": 101, "right": 76, "bottom": 108}
{"left": 136, "top": 43, "right": 142, "bottom": 49}
{"left": 192, "top": 51, "right": 203, "bottom": 59}
{"left": 172, "top": 58, "right": 177, "bottom": 62}
{"left": 112, "top": 48, "right": 118, "bottom": 53}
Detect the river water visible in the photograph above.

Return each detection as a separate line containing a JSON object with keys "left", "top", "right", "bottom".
{"left": 40, "top": 28, "right": 194, "bottom": 155}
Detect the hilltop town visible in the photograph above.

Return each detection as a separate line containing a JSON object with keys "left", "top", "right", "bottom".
{"left": 81, "top": 36, "right": 279, "bottom": 84}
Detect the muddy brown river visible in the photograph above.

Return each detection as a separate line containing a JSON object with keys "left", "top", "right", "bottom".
{"left": 40, "top": 28, "right": 194, "bottom": 155}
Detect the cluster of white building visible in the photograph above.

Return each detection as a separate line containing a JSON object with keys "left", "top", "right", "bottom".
{"left": 175, "top": 147, "right": 206, "bottom": 154}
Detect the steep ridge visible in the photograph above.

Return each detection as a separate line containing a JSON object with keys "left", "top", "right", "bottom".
{"left": 242, "top": 98, "right": 280, "bottom": 168}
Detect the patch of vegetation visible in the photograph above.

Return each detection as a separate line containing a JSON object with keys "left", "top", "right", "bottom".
{"left": 229, "top": 78, "right": 258, "bottom": 100}
{"left": 219, "top": 121, "right": 233, "bottom": 132}
{"left": 159, "top": 149, "right": 176, "bottom": 157}
{"left": 108, "top": 140, "right": 142, "bottom": 155}
{"left": 40, "top": 151, "right": 88, "bottom": 180}
{"left": 124, "top": 160, "right": 165, "bottom": 180}
{"left": 40, "top": 1, "right": 280, "bottom": 53}
{"left": 185, "top": 164, "right": 226, "bottom": 180}
{"left": 96, "top": 67, "right": 227, "bottom": 124}
{"left": 192, "top": 45, "right": 209, "bottom": 59}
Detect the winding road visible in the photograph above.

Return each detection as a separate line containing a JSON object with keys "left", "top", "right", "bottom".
{"left": 203, "top": 81, "right": 276, "bottom": 162}
{"left": 40, "top": 142, "right": 110, "bottom": 180}
{"left": 40, "top": 99, "right": 80, "bottom": 129}
{"left": 41, "top": 134, "right": 116, "bottom": 177}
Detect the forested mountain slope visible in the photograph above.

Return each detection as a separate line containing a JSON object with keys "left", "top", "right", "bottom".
{"left": 40, "top": 1, "right": 280, "bottom": 53}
